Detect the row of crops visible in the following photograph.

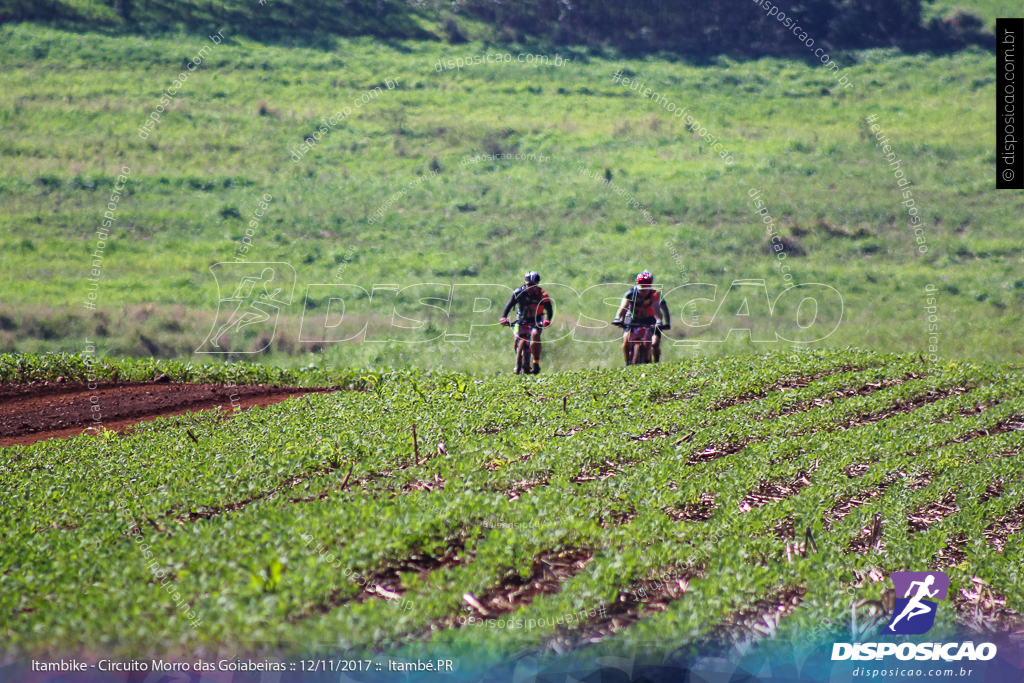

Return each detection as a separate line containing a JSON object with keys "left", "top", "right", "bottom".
{"left": 0, "top": 353, "right": 368, "bottom": 387}
{"left": 1, "top": 349, "right": 1022, "bottom": 659}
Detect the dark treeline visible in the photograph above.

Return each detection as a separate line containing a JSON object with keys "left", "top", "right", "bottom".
{"left": 0, "top": 0, "right": 433, "bottom": 42}
{"left": 459, "top": 0, "right": 990, "bottom": 54}
{"left": 0, "top": 0, "right": 991, "bottom": 53}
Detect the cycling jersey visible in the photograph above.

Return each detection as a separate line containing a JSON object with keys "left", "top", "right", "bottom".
{"left": 623, "top": 286, "right": 662, "bottom": 324}
{"left": 501, "top": 285, "right": 553, "bottom": 325}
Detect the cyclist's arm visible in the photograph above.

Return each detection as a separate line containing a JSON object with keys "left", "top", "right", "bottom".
{"left": 500, "top": 292, "right": 518, "bottom": 319}
{"left": 614, "top": 298, "right": 629, "bottom": 320}
{"left": 660, "top": 299, "right": 671, "bottom": 326}
{"left": 542, "top": 299, "right": 553, "bottom": 322}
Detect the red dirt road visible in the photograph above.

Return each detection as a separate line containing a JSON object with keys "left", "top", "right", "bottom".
{"left": 0, "top": 381, "right": 336, "bottom": 447}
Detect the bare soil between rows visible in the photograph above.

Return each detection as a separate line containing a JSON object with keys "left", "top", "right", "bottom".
{"left": 0, "top": 381, "right": 337, "bottom": 447}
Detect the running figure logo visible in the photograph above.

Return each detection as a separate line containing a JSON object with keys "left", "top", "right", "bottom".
{"left": 886, "top": 571, "right": 949, "bottom": 635}
{"left": 197, "top": 262, "right": 296, "bottom": 354}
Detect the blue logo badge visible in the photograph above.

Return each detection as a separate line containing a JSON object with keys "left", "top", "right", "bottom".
{"left": 886, "top": 571, "right": 949, "bottom": 635}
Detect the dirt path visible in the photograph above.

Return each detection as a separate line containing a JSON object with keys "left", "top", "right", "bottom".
{"left": 0, "top": 381, "right": 337, "bottom": 447}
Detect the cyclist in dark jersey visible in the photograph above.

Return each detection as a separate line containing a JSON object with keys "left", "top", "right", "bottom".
{"left": 499, "top": 271, "right": 554, "bottom": 374}
{"left": 612, "top": 270, "right": 671, "bottom": 363}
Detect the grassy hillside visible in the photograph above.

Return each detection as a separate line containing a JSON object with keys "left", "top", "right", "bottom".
{"left": 0, "top": 24, "right": 1019, "bottom": 372}
{"left": 2, "top": 350, "right": 1022, "bottom": 658}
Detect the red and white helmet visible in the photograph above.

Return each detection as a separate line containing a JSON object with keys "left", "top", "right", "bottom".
{"left": 636, "top": 270, "right": 654, "bottom": 285}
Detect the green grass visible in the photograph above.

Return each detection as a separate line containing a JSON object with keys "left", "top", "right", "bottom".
{"left": 0, "top": 24, "right": 1020, "bottom": 372}
{"left": 2, "top": 350, "right": 1022, "bottom": 658}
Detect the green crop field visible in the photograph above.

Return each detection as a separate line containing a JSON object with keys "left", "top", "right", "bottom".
{"left": 2, "top": 0, "right": 1022, "bottom": 675}
{"left": 0, "top": 23, "right": 1021, "bottom": 372}
{"left": 2, "top": 350, "right": 1022, "bottom": 659}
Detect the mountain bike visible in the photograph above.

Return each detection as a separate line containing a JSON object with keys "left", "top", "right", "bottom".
{"left": 613, "top": 320, "right": 665, "bottom": 366}
{"left": 501, "top": 318, "right": 535, "bottom": 374}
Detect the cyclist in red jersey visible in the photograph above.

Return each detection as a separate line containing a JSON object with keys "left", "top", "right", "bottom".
{"left": 498, "top": 271, "right": 553, "bottom": 374}
{"left": 612, "top": 270, "right": 671, "bottom": 363}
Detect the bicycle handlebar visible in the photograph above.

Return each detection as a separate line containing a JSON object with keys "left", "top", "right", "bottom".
{"left": 613, "top": 320, "right": 669, "bottom": 330}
